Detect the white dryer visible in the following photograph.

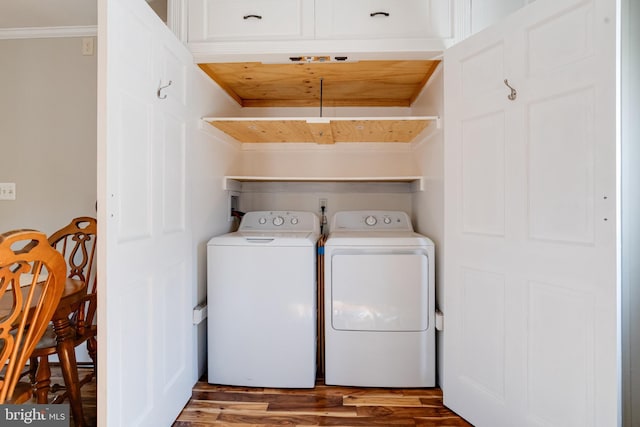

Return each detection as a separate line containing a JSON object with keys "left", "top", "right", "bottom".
{"left": 207, "top": 211, "right": 319, "bottom": 388}
{"left": 324, "top": 210, "right": 435, "bottom": 387}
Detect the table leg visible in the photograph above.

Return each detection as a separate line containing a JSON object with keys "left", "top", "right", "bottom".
{"left": 53, "top": 317, "right": 86, "bottom": 427}
{"left": 34, "top": 357, "right": 51, "bottom": 404}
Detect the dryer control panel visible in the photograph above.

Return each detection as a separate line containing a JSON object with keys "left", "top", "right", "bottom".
{"left": 239, "top": 211, "right": 320, "bottom": 233}
{"left": 331, "top": 211, "right": 414, "bottom": 231}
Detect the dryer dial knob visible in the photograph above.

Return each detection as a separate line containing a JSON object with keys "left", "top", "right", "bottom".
{"left": 258, "top": 217, "right": 267, "bottom": 225}
{"left": 365, "top": 215, "right": 377, "bottom": 226}
{"left": 383, "top": 216, "right": 392, "bottom": 224}
{"left": 273, "top": 216, "right": 285, "bottom": 226}
{"left": 290, "top": 217, "right": 299, "bottom": 225}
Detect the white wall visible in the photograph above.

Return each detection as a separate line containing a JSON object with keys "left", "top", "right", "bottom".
{"left": 0, "top": 37, "right": 97, "bottom": 235}
{"left": 187, "top": 67, "right": 242, "bottom": 378}
{"left": 239, "top": 181, "right": 414, "bottom": 232}
{"left": 231, "top": 105, "right": 424, "bottom": 228}
{"left": 236, "top": 142, "right": 420, "bottom": 178}
{"left": 410, "top": 63, "right": 445, "bottom": 386}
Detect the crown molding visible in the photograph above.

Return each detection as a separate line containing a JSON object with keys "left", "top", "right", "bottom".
{"left": 0, "top": 25, "right": 97, "bottom": 40}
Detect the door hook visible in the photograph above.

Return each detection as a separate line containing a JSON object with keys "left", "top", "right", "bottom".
{"left": 504, "top": 79, "right": 517, "bottom": 101}
{"left": 157, "top": 80, "right": 172, "bottom": 99}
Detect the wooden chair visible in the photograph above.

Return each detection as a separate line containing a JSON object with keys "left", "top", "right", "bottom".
{"left": 0, "top": 229, "right": 67, "bottom": 404}
{"left": 29, "top": 217, "right": 97, "bottom": 404}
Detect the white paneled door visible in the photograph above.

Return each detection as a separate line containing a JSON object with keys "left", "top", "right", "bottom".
{"left": 443, "top": 0, "right": 617, "bottom": 426}
{"left": 99, "top": 0, "right": 194, "bottom": 425}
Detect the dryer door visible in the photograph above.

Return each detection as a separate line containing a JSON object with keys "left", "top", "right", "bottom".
{"left": 331, "top": 250, "right": 429, "bottom": 332}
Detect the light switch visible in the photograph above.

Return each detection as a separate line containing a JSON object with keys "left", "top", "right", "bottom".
{"left": 0, "top": 183, "right": 16, "bottom": 200}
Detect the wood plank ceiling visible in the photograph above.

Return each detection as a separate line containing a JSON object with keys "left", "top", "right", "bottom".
{"left": 199, "top": 60, "right": 440, "bottom": 107}
{"left": 199, "top": 59, "right": 441, "bottom": 143}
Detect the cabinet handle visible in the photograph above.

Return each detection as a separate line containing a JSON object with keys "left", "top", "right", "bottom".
{"left": 370, "top": 11, "right": 390, "bottom": 17}
{"left": 243, "top": 14, "right": 262, "bottom": 20}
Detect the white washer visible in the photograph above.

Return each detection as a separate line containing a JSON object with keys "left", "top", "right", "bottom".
{"left": 324, "top": 210, "right": 435, "bottom": 387}
{"left": 207, "top": 211, "right": 320, "bottom": 388}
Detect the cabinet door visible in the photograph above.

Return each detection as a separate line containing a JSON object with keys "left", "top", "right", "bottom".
{"left": 315, "top": 0, "right": 453, "bottom": 40}
{"left": 101, "top": 0, "right": 195, "bottom": 425}
{"left": 443, "top": 0, "right": 617, "bottom": 425}
{"left": 188, "top": 0, "right": 314, "bottom": 42}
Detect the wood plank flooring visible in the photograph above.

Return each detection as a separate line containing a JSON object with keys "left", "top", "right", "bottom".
{"left": 47, "top": 364, "right": 97, "bottom": 427}
{"left": 49, "top": 367, "right": 472, "bottom": 426}
{"left": 173, "top": 380, "right": 473, "bottom": 426}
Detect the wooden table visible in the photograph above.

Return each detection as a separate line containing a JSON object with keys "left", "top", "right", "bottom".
{"left": 0, "top": 277, "right": 88, "bottom": 427}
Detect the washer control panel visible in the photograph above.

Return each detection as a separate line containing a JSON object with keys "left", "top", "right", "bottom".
{"left": 239, "top": 211, "right": 320, "bottom": 233}
{"left": 331, "top": 211, "right": 414, "bottom": 231}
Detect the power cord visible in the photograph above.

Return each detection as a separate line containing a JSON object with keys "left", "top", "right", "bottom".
{"left": 320, "top": 205, "right": 327, "bottom": 235}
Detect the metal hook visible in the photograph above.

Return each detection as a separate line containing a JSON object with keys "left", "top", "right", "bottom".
{"left": 157, "top": 80, "right": 172, "bottom": 99}
{"left": 504, "top": 79, "right": 517, "bottom": 101}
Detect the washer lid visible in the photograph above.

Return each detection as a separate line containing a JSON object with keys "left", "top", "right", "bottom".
{"left": 208, "top": 231, "right": 319, "bottom": 247}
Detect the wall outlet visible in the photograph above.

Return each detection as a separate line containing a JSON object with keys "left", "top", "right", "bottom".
{"left": 0, "top": 183, "right": 16, "bottom": 200}
{"left": 81, "top": 37, "right": 94, "bottom": 56}
{"left": 228, "top": 191, "right": 240, "bottom": 221}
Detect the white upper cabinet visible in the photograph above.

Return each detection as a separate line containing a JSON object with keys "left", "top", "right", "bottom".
{"left": 188, "top": 0, "right": 314, "bottom": 42}
{"left": 186, "top": 0, "right": 463, "bottom": 62}
{"left": 184, "top": 0, "right": 536, "bottom": 62}
{"left": 315, "top": 0, "right": 453, "bottom": 41}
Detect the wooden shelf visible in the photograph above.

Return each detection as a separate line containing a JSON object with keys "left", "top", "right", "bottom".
{"left": 223, "top": 176, "right": 425, "bottom": 191}
{"left": 202, "top": 116, "right": 440, "bottom": 144}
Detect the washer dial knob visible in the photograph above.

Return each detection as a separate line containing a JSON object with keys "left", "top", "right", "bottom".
{"left": 383, "top": 216, "right": 392, "bottom": 224}
{"left": 273, "top": 216, "right": 285, "bottom": 226}
{"left": 365, "top": 215, "right": 377, "bottom": 226}
{"left": 290, "top": 217, "right": 299, "bottom": 225}
{"left": 258, "top": 217, "right": 267, "bottom": 225}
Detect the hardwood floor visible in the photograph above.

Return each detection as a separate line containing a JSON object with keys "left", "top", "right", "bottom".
{"left": 48, "top": 364, "right": 97, "bottom": 427}
{"left": 48, "top": 367, "right": 472, "bottom": 426}
{"left": 174, "top": 380, "right": 472, "bottom": 426}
